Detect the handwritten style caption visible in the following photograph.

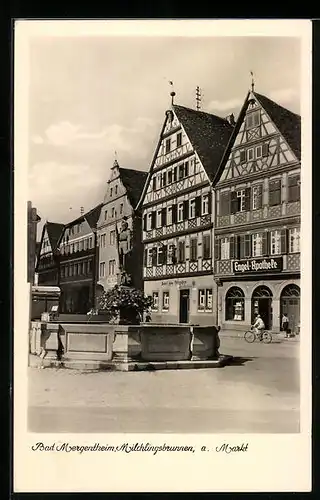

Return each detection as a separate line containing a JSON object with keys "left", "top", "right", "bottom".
{"left": 31, "top": 442, "right": 249, "bottom": 455}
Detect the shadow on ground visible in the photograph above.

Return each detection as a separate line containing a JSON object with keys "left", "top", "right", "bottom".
{"left": 222, "top": 356, "right": 254, "bottom": 367}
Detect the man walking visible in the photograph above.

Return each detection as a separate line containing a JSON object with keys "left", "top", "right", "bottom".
{"left": 282, "top": 313, "right": 290, "bottom": 338}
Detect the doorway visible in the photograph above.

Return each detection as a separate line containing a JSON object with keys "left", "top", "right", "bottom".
{"left": 179, "top": 289, "right": 190, "bottom": 323}
{"left": 251, "top": 285, "right": 273, "bottom": 330}
{"left": 280, "top": 284, "right": 300, "bottom": 334}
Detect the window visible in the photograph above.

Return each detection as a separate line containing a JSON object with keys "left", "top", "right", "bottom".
{"left": 162, "top": 291, "right": 170, "bottom": 310}
{"left": 225, "top": 287, "right": 245, "bottom": 321}
{"left": 220, "top": 191, "right": 230, "bottom": 216}
{"left": 115, "top": 185, "right": 118, "bottom": 195}
{"left": 152, "top": 292, "right": 159, "bottom": 311}
{"left": 152, "top": 177, "right": 157, "bottom": 191}
{"left": 110, "top": 230, "right": 116, "bottom": 245}
{"left": 252, "top": 185, "right": 262, "bottom": 210}
{"left": 157, "top": 246, "right": 166, "bottom": 266}
{"left": 177, "top": 132, "right": 182, "bottom": 147}
{"left": 167, "top": 206, "right": 173, "bottom": 225}
{"left": 189, "top": 198, "right": 196, "bottom": 219}
{"left": 108, "top": 259, "right": 116, "bottom": 275}
{"left": 104, "top": 210, "right": 108, "bottom": 220}
{"left": 256, "top": 145, "right": 262, "bottom": 158}
{"left": 270, "top": 230, "right": 281, "bottom": 255}
{"left": 237, "top": 189, "right": 246, "bottom": 212}
{"left": 79, "top": 240, "right": 83, "bottom": 251}
{"left": 147, "top": 213, "right": 153, "bottom": 230}
{"left": 83, "top": 239, "right": 88, "bottom": 251}
{"left": 157, "top": 210, "right": 162, "bottom": 228}
{"left": 177, "top": 202, "right": 184, "bottom": 222}
{"left": 202, "top": 194, "right": 210, "bottom": 215}
{"left": 190, "top": 238, "right": 197, "bottom": 261}
{"left": 89, "top": 237, "right": 93, "bottom": 248}
{"left": 160, "top": 172, "right": 167, "bottom": 187}
{"left": 147, "top": 248, "right": 153, "bottom": 267}
{"left": 178, "top": 241, "right": 185, "bottom": 262}
{"left": 99, "top": 262, "right": 105, "bottom": 278}
{"left": 221, "top": 237, "right": 230, "bottom": 260}
{"left": 246, "top": 110, "right": 260, "bottom": 129}
{"left": 198, "top": 289, "right": 213, "bottom": 311}
{"left": 203, "top": 234, "right": 211, "bottom": 259}
{"left": 288, "top": 175, "right": 300, "bottom": 202}
{"left": 173, "top": 166, "right": 177, "bottom": 182}
{"left": 87, "top": 260, "right": 92, "bottom": 273}
{"left": 111, "top": 207, "right": 115, "bottom": 218}
{"left": 168, "top": 244, "right": 177, "bottom": 264}
{"left": 100, "top": 234, "right": 106, "bottom": 248}
{"left": 165, "top": 138, "right": 171, "bottom": 154}
{"left": 252, "top": 233, "right": 263, "bottom": 257}
{"left": 167, "top": 169, "right": 173, "bottom": 184}
{"left": 269, "top": 179, "right": 282, "bottom": 206}
{"left": 74, "top": 242, "right": 78, "bottom": 252}
{"left": 120, "top": 203, "right": 123, "bottom": 215}
{"left": 248, "top": 148, "right": 254, "bottom": 161}
{"left": 110, "top": 188, "right": 113, "bottom": 197}
{"left": 289, "top": 227, "right": 300, "bottom": 253}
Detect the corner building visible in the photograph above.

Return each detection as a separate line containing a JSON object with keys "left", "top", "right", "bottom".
{"left": 214, "top": 91, "right": 301, "bottom": 333}
{"left": 137, "top": 104, "right": 233, "bottom": 324}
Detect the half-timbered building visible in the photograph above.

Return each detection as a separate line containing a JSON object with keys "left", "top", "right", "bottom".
{"left": 57, "top": 204, "right": 102, "bottom": 313}
{"left": 96, "top": 160, "right": 147, "bottom": 292}
{"left": 137, "top": 104, "right": 234, "bottom": 325}
{"left": 36, "top": 221, "right": 64, "bottom": 286}
{"left": 214, "top": 90, "right": 301, "bottom": 333}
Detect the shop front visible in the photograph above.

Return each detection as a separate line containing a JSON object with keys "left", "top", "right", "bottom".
{"left": 144, "top": 275, "right": 218, "bottom": 326}
{"left": 217, "top": 256, "right": 300, "bottom": 333}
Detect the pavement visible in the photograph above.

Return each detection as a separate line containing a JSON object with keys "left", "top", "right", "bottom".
{"left": 28, "top": 335, "right": 300, "bottom": 434}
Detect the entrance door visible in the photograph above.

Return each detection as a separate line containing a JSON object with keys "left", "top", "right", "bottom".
{"left": 280, "top": 285, "right": 300, "bottom": 334}
{"left": 252, "top": 285, "right": 273, "bottom": 330}
{"left": 179, "top": 289, "right": 190, "bottom": 323}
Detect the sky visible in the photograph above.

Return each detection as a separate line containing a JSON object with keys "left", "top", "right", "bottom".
{"left": 27, "top": 34, "right": 301, "bottom": 239}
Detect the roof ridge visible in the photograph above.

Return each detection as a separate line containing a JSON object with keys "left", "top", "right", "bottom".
{"left": 254, "top": 91, "right": 301, "bottom": 119}
{"left": 173, "top": 104, "right": 228, "bottom": 122}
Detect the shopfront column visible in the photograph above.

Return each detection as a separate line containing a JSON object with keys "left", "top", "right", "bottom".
{"left": 272, "top": 298, "right": 280, "bottom": 332}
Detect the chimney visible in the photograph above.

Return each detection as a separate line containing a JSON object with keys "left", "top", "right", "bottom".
{"left": 226, "top": 113, "right": 236, "bottom": 126}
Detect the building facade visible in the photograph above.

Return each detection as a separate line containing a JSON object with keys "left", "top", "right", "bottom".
{"left": 137, "top": 104, "right": 233, "bottom": 325}
{"left": 36, "top": 221, "right": 64, "bottom": 286}
{"left": 96, "top": 160, "right": 147, "bottom": 292}
{"left": 214, "top": 90, "right": 301, "bottom": 333}
{"left": 27, "top": 201, "right": 41, "bottom": 284}
{"left": 57, "top": 205, "right": 102, "bottom": 313}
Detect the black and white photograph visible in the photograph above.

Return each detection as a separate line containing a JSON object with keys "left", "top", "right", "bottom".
{"left": 15, "top": 20, "right": 312, "bottom": 492}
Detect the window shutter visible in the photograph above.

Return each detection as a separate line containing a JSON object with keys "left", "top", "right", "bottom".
{"left": 162, "top": 172, "right": 167, "bottom": 187}
{"left": 143, "top": 214, "right": 147, "bottom": 230}
{"left": 257, "top": 185, "right": 263, "bottom": 209}
{"left": 244, "top": 187, "right": 251, "bottom": 211}
{"left": 214, "top": 238, "right": 221, "bottom": 261}
{"left": 151, "top": 211, "right": 156, "bottom": 229}
{"left": 235, "top": 235, "right": 240, "bottom": 259}
{"left": 183, "top": 200, "right": 189, "bottom": 220}
{"left": 195, "top": 196, "right": 201, "bottom": 217}
{"left": 262, "top": 232, "right": 269, "bottom": 256}
{"left": 220, "top": 192, "right": 230, "bottom": 216}
{"left": 190, "top": 239, "right": 197, "bottom": 261}
{"left": 262, "top": 143, "right": 269, "bottom": 157}
{"left": 143, "top": 248, "right": 148, "bottom": 266}
{"left": 239, "top": 235, "right": 245, "bottom": 259}
{"left": 152, "top": 177, "right": 157, "bottom": 191}
{"left": 172, "top": 204, "right": 177, "bottom": 223}
{"left": 152, "top": 248, "right": 157, "bottom": 266}
{"left": 229, "top": 236, "right": 235, "bottom": 259}
{"left": 179, "top": 164, "right": 184, "bottom": 179}
{"left": 163, "top": 245, "right": 167, "bottom": 264}
{"left": 269, "top": 179, "right": 281, "bottom": 206}
{"left": 240, "top": 150, "right": 247, "bottom": 163}
{"left": 230, "top": 191, "right": 238, "bottom": 214}
{"left": 161, "top": 208, "right": 167, "bottom": 226}
{"left": 173, "top": 166, "right": 177, "bottom": 182}
{"left": 203, "top": 235, "right": 211, "bottom": 259}
{"left": 280, "top": 229, "right": 287, "bottom": 254}
{"left": 207, "top": 191, "right": 212, "bottom": 214}
{"left": 244, "top": 234, "right": 251, "bottom": 258}
{"left": 184, "top": 162, "right": 189, "bottom": 177}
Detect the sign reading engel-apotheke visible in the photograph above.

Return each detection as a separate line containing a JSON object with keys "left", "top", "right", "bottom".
{"left": 233, "top": 257, "right": 283, "bottom": 274}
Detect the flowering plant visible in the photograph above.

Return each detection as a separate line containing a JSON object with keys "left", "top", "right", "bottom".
{"left": 98, "top": 285, "right": 153, "bottom": 324}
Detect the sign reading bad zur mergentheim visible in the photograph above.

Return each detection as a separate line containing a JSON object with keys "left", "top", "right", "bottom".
{"left": 232, "top": 257, "right": 283, "bottom": 274}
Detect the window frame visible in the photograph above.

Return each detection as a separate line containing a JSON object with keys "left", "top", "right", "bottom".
{"left": 162, "top": 291, "right": 170, "bottom": 311}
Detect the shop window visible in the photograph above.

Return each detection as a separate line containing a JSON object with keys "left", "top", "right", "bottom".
{"left": 152, "top": 292, "right": 159, "bottom": 311}
{"left": 162, "top": 291, "right": 170, "bottom": 311}
{"left": 198, "top": 289, "right": 213, "bottom": 311}
{"left": 225, "top": 287, "right": 245, "bottom": 321}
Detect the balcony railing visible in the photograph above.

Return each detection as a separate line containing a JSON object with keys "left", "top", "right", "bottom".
{"left": 216, "top": 201, "right": 300, "bottom": 228}
{"left": 143, "top": 259, "right": 212, "bottom": 279}
{"left": 143, "top": 214, "right": 212, "bottom": 241}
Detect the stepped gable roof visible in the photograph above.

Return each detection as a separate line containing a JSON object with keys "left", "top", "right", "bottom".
{"left": 173, "top": 104, "right": 234, "bottom": 181}
{"left": 254, "top": 92, "right": 301, "bottom": 161}
{"left": 119, "top": 167, "right": 148, "bottom": 208}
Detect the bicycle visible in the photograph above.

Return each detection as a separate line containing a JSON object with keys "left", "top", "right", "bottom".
{"left": 244, "top": 328, "right": 272, "bottom": 344}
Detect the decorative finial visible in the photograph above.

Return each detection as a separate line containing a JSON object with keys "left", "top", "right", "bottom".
{"left": 169, "top": 80, "right": 176, "bottom": 106}
{"left": 113, "top": 150, "right": 119, "bottom": 167}
{"left": 250, "top": 71, "right": 255, "bottom": 92}
{"left": 196, "top": 86, "right": 202, "bottom": 111}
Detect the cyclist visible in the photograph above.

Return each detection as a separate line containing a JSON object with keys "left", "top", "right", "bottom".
{"left": 252, "top": 314, "right": 265, "bottom": 341}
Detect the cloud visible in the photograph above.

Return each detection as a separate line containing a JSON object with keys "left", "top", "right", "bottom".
{"left": 269, "top": 88, "right": 299, "bottom": 105}
{"left": 31, "top": 134, "right": 44, "bottom": 144}
{"left": 207, "top": 97, "right": 244, "bottom": 114}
